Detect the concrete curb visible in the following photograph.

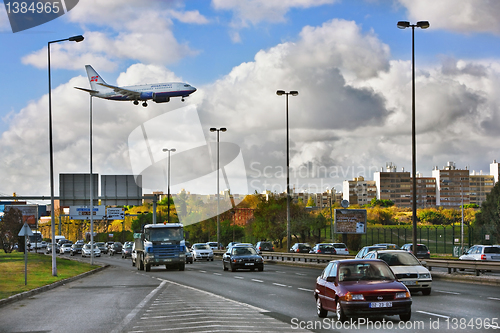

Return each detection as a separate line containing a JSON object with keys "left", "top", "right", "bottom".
{"left": 0, "top": 263, "right": 109, "bottom": 309}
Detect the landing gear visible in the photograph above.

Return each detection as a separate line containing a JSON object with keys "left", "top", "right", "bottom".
{"left": 142, "top": 101, "right": 148, "bottom": 107}
{"left": 133, "top": 100, "right": 139, "bottom": 105}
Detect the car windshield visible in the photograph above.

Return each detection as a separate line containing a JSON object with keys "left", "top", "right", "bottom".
{"left": 333, "top": 244, "right": 346, "bottom": 248}
{"left": 83, "top": 244, "right": 91, "bottom": 249}
{"left": 338, "top": 262, "right": 395, "bottom": 282}
{"left": 318, "top": 244, "right": 334, "bottom": 249}
{"left": 194, "top": 244, "right": 210, "bottom": 250}
{"left": 378, "top": 252, "right": 421, "bottom": 266}
{"left": 232, "top": 247, "right": 257, "bottom": 255}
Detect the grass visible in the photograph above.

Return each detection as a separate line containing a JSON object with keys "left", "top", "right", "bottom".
{"left": 0, "top": 251, "right": 95, "bottom": 300}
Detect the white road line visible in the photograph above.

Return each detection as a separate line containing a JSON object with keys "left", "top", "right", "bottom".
{"left": 251, "top": 279, "right": 264, "bottom": 283}
{"left": 435, "top": 290, "right": 460, "bottom": 295}
{"left": 298, "top": 287, "right": 314, "bottom": 292}
{"left": 213, "top": 273, "right": 222, "bottom": 276}
{"left": 295, "top": 272, "right": 306, "bottom": 276}
{"left": 234, "top": 276, "right": 244, "bottom": 279}
{"left": 199, "top": 270, "right": 207, "bottom": 273}
{"left": 488, "top": 297, "right": 500, "bottom": 301}
{"left": 417, "top": 310, "right": 450, "bottom": 319}
{"left": 273, "top": 283, "right": 288, "bottom": 287}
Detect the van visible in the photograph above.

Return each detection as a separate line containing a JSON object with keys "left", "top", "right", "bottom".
{"left": 54, "top": 235, "right": 66, "bottom": 244}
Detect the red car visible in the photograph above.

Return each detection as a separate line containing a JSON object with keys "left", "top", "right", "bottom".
{"left": 315, "top": 259, "right": 412, "bottom": 322}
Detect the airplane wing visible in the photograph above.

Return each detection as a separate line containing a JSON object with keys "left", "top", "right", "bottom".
{"left": 74, "top": 87, "right": 99, "bottom": 94}
{"left": 98, "top": 83, "right": 141, "bottom": 99}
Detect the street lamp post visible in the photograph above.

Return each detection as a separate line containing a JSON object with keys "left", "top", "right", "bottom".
{"left": 48, "top": 35, "right": 84, "bottom": 276}
{"left": 210, "top": 127, "right": 227, "bottom": 249}
{"left": 276, "top": 90, "right": 298, "bottom": 253}
{"left": 397, "top": 20, "right": 429, "bottom": 257}
{"left": 162, "top": 148, "right": 176, "bottom": 223}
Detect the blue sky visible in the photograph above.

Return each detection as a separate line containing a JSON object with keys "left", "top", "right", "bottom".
{"left": 1, "top": 0, "right": 500, "bottom": 197}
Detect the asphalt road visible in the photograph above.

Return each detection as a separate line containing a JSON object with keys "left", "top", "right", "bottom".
{"left": 1, "top": 254, "right": 499, "bottom": 333}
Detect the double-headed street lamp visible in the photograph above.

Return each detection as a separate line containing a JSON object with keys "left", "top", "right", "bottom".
{"left": 162, "top": 148, "right": 176, "bottom": 223}
{"left": 210, "top": 127, "right": 226, "bottom": 249}
{"left": 397, "top": 20, "right": 429, "bottom": 257}
{"left": 276, "top": 90, "right": 298, "bottom": 253}
{"left": 48, "top": 35, "right": 84, "bottom": 276}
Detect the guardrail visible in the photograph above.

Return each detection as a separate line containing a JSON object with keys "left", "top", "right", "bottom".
{"left": 213, "top": 250, "right": 500, "bottom": 276}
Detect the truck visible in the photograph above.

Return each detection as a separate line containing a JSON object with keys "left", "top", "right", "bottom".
{"left": 134, "top": 223, "right": 186, "bottom": 272}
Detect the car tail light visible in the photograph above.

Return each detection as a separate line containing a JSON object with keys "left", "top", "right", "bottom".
{"left": 333, "top": 249, "right": 336, "bottom": 254}
{"left": 481, "top": 254, "right": 486, "bottom": 260}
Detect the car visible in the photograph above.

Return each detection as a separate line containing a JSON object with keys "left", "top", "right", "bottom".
{"left": 122, "top": 243, "right": 133, "bottom": 259}
{"left": 363, "top": 250, "right": 432, "bottom": 295}
{"left": 59, "top": 243, "right": 73, "bottom": 254}
{"left": 374, "top": 243, "right": 401, "bottom": 250}
{"left": 109, "top": 242, "right": 123, "bottom": 256}
{"left": 459, "top": 245, "right": 500, "bottom": 261}
{"left": 290, "top": 243, "right": 312, "bottom": 253}
{"left": 226, "top": 242, "right": 240, "bottom": 248}
{"left": 222, "top": 245, "right": 264, "bottom": 272}
{"left": 400, "top": 243, "right": 431, "bottom": 259}
{"left": 331, "top": 243, "right": 349, "bottom": 255}
{"left": 70, "top": 243, "right": 83, "bottom": 256}
{"left": 45, "top": 242, "right": 60, "bottom": 254}
{"left": 206, "top": 242, "right": 223, "bottom": 250}
{"left": 255, "top": 241, "right": 274, "bottom": 253}
{"left": 81, "top": 244, "right": 101, "bottom": 257}
{"left": 355, "top": 246, "right": 386, "bottom": 259}
{"left": 96, "top": 242, "right": 108, "bottom": 254}
{"left": 185, "top": 247, "right": 193, "bottom": 264}
{"left": 191, "top": 243, "right": 214, "bottom": 261}
{"left": 185, "top": 241, "right": 191, "bottom": 249}
{"left": 314, "top": 259, "right": 412, "bottom": 321}
{"left": 310, "top": 243, "right": 337, "bottom": 254}
{"left": 131, "top": 242, "right": 137, "bottom": 266}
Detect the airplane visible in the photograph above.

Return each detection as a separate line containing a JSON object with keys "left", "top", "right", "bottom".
{"left": 75, "top": 65, "right": 197, "bottom": 107}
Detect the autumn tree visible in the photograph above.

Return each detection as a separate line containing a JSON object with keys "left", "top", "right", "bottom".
{"left": 0, "top": 207, "right": 23, "bottom": 253}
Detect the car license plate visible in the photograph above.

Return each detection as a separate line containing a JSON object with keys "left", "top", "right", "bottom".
{"left": 164, "top": 259, "right": 172, "bottom": 262}
{"left": 401, "top": 280, "right": 417, "bottom": 286}
{"left": 245, "top": 263, "right": 254, "bottom": 266}
{"left": 369, "top": 302, "right": 392, "bottom": 308}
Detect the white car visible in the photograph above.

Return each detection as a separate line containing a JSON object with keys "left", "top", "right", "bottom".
{"left": 59, "top": 243, "right": 73, "bottom": 254}
{"left": 191, "top": 243, "right": 214, "bottom": 261}
{"left": 364, "top": 249, "right": 432, "bottom": 295}
{"left": 81, "top": 244, "right": 101, "bottom": 257}
{"left": 459, "top": 245, "right": 500, "bottom": 261}
{"left": 331, "top": 243, "right": 349, "bottom": 255}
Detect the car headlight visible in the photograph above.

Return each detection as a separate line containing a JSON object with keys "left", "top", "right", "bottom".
{"left": 395, "top": 291, "right": 411, "bottom": 299}
{"left": 345, "top": 292, "right": 365, "bottom": 301}
{"left": 419, "top": 273, "right": 431, "bottom": 279}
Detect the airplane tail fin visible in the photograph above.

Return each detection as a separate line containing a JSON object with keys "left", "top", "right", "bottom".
{"left": 85, "top": 65, "right": 108, "bottom": 91}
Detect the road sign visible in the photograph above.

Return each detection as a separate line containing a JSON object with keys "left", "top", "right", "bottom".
{"left": 70, "top": 205, "right": 105, "bottom": 220}
{"left": 18, "top": 223, "right": 33, "bottom": 237}
{"left": 107, "top": 207, "right": 125, "bottom": 220}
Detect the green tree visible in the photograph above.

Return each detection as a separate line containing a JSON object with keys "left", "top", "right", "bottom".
{"left": 306, "top": 196, "right": 316, "bottom": 207}
{"left": 369, "top": 198, "right": 394, "bottom": 207}
{"left": 0, "top": 208, "right": 24, "bottom": 253}
{"left": 474, "top": 182, "right": 500, "bottom": 243}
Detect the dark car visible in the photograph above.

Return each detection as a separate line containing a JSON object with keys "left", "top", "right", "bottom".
{"left": 121, "top": 243, "right": 133, "bottom": 259}
{"left": 310, "top": 243, "right": 336, "bottom": 254}
{"left": 95, "top": 242, "right": 108, "bottom": 254}
{"left": 290, "top": 243, "right": 312, "bottom": 253}
{"left": 109, "top": 242, "right": 123, "bottom": 256}
{"left": 185, "top": 247, "right": 193, "bottom": 264}
{"left": 401, "top": 243, "right": 430, "bottom": 259}
{"left": 222, "top": 245, "right": 264, "bottom": 272}
{"left": 255, "top": 241, "right": 274, "bottom": 253}
{"left": 70, "top": 243, "right": 83, "bottom": 256}
{"left": 315, "top": 259, "right": 412, "bottom": 321}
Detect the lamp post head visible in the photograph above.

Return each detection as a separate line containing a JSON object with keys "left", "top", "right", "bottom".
{"left": 210, "top": 128, "right": 216, "bottom": 132}
{"left": 397, "top": 21, "right": 410, "bottom": 29}
{"left": 416, "top": 21, "right": 430, "bottom": 29}
{"left": 276, "top": 90, "right": 285, "bottom": 96}
{"left": 220, "top": 128, "right": 227, "bottom": 132}
{"left": 290, "top": 91, "right": 299, "bottom": 96}
{"left": 162, "top": 148, "right": 176, "bottom": 152}
{"left": 69, "top": 35, "right": 84, "bottom": 42}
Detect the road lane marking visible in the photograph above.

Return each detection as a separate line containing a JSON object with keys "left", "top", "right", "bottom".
{"left": 298, "top": 287, "right": 314, "bottom": 292}
{"left": 295, "top": 272, "right": 306, "bottom": 276}
{"left": 213, "top": 273, "right": 222, "bottom": 276}
{"left": 234, "top": 276, "right": 244, "bottom": 279}
{"left": 251, "top": 279, "right": 264, "bottom": 283}
{"left": 199, "top": 270, "right": 207, "bottom": 273}
{"left": 110, "top": 280, "right": 166, "bottom": 333}
{"left": 273, "top": 283, "right": 288, "bottom": 287}
{"left": 435, "top": 290, "right": 460, "bottom": 295}
{"left": 417, "top": 310, "right": 450, "bottom": 319}
{"left": 488, "top": 297, "right": 500, "bottom": 301}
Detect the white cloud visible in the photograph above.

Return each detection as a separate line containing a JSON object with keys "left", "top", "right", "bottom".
{"left": 399, "top": 0, "right": 500, "bottom": 35}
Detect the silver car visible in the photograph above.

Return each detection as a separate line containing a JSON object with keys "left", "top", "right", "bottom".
{"left": 191, "top": 243, "right": 214, "bottom": 261}
{"left": 81, "top": 244, "right": 101, "bottom": 257}
{"left": 459, "top": 245, "right": 500, "bottom": 261}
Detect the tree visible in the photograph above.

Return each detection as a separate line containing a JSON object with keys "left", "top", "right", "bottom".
{"left": 474, "top": 181, "right": 500, "bottom": 243}
{"left": 0, "top": 207, "right": 23, "bottom": 253}
{"left": 306, "top": 196, "right": 316, "bottom": 207}
{"left": 369, "top": 198, "right": 394, "bottom": 207}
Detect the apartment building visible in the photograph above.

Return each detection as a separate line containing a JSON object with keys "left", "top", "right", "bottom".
{"left": 373, "top": 163, "right": 412, "bottom": 208}
{"left": 342, "top": 176, "right": 377, "bottom": 206}
{"left": 469, "top": 172, "right": 494, "bottom": 206}
{"left": 432, "top": 162, "right": 470, "bottom": 208}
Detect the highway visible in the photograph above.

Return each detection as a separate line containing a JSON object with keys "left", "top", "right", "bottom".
{"left": 0, "top": 254, "right": 499, "bottom": 332}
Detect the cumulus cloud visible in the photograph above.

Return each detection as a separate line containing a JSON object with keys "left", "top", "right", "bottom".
{"left": 399, "top": 0, "right": 500, "bottom": 35}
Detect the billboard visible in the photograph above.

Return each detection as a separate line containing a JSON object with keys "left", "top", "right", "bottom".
{"left": 5, "top": 205, "right": 38, "bottom": 227}
{"left": 101, "top": 175, "right": 142, "bottom": 206}
{"left": 334, "top": 209, "right": 367, "bottom": 234}
{"left": 60, "top": 173, "right": 98, "bottom": 207}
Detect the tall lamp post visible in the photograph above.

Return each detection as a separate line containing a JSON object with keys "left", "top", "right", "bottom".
{"left": 397, "top": 20, "right": 429, "bottom": 256}
{"left": 48, "top": 35, "right": 84, "bottom": 276}
{"left": 276, "top": 90, "right": 298, "bottom": 253}
{"left": 210, "top": 127, "right": 226, "bottom": 249}
{"left": 162, "top": 148, "right": 176, "bottom": 223}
